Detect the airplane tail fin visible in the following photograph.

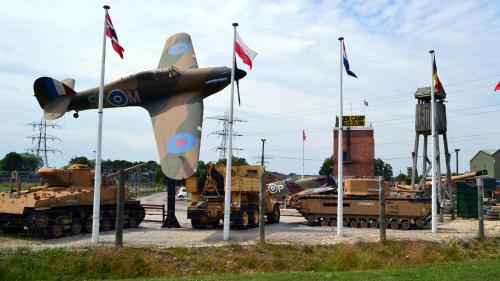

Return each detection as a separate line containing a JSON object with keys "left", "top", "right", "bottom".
{"left": 33, "top": 77, "right": 76, "bottom": 120}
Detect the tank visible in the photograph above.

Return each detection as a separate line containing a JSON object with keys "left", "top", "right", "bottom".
{"left": 289, "top": 178, "right": 431, "bottom": 230}
{"left": 186, "top": 162, "right": 280, "bottom": 229}
{"left": 0, "top": 163, "right": 146, "bottom": 238}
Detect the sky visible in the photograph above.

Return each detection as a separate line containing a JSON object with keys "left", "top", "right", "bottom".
{"left": 0, "top": 0, "right": 499, "bottom": 176}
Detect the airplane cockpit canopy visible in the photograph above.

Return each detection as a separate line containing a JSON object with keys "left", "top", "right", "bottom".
{"left": 154, "top": 66, "right": 180, "bottom": 80}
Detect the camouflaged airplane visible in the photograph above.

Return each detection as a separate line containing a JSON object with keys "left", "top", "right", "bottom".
{"left": 33, "top": 33, "right": 246, "bottom": 180}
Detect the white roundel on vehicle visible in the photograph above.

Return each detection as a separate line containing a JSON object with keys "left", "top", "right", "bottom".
{"left": 268, "top": 184, "right": 278, "bottom": 193}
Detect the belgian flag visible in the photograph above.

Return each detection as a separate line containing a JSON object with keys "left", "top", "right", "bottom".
{"left": 433, "top": 57, "right": 444, "bottom": 93}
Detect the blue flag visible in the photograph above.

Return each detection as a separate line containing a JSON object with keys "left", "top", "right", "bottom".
{"left": 342, "top": 41, "right": 357, "bottom": 78}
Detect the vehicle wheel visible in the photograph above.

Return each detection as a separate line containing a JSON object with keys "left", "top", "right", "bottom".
{"left": 249, "top": 209, "right": 259, "bottom": 228}
{"left": 401, "top": 220, "right": 411, "bottom": 230}
{"left": 343, "top": 219, "right": 349, "bottom": 227}
{"left": 128, "top": 216, "right": 139, "bottom": 228}
{"left": 306, "top": 214, "right": 317, "bottom": 225}
{"left": 268, "top": 204, "right": 280, "bottom": 224}
{"left": 350, "top": 219, "right": 359, "bottom": 228}
{"left": 71, "top": 220, "right": 82, "bottom": 235}
{"left": 48, "top": 222, "right": 64, "bottom": 238}
{"left": 359, "top": 219, "right": 368, "bottom": 228}
{"left": 101, "top": 219, "right": 112, "bottom": 232}
{"left": 330, "top": 218, "right": 337, "bottom": 227}
{"left": 178, "top": 195, "right": 184, "bottom": 199}
{"left": 415, "top": 218, "right": 424, "bottom": 228}
{"left": 390, "top": 220, "right": 399, "bottom": 230}
{"left": 369, "top": 219, "right": 378, "bottom": 228}
{"left": 320, "top": 218, "right": 330, "bottom": 227}
{"left": 191, "top": 217, "right": 204, "bottom": 229}
{"left": 85, "top": 218, "right": 93, "bottom": 233}
{"left": 238, "top": 210, "right": 249, "bottom": 230}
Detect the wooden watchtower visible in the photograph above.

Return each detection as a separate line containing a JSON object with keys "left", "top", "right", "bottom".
{"left": 410, "top": 86, "right": 453, "bottom": 220}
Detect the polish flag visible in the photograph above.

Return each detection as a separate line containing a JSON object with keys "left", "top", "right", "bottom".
{"left": 235, "top": 31, "right": 257, "bottom": 70}
{"left": 495, "top": 81, "right": 500, "bottom": 92}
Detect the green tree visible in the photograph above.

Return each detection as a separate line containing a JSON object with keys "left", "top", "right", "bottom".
{"left": 319, "top": 157, "right": 334, "bottom": 175}
{"left": 69, "top": 156, "right": 91, "bottom": 166}
{"left": 20, "top": 153, "right": 43, "bottom": 170}
{"left": 0, "top": 152, "right": 23, "bottom": 171}
{"left": 217, "top": 156, "right": 248, "bottom": 166}
{"left": 374, "top": 158, "right": 393, "bottom": 181}
{"left": 394, "top": 173, "right": 408, "bottom": 183}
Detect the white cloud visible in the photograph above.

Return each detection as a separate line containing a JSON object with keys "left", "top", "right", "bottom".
{"left": 1, "top": 0, "right": 499, "bottom": 176}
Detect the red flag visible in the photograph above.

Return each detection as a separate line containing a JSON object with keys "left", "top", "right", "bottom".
{"left": 495, "top": 81, "right": 500, "bottom": 92}
{"left": 303, "top": 130, "right": 306, "bottom": 141}
{"left": 235, "top": 31, "right": 257, "bottom": 70}
{"left": 105, "top": 12, "right": 124, "bottom": 59}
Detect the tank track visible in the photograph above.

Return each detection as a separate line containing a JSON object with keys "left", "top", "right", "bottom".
{"left": 0, "top": 203, "right": 145, "bottom": 238}
{"left": 295, "top": 195, "right": 431, "bottom": 230}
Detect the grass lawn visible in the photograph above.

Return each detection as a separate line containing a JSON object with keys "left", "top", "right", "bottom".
{"left": 1, "top": 239, "right": 500, "bottom": 281}
{"left": 126, "top": 258, "right": 500, "bottom": 281}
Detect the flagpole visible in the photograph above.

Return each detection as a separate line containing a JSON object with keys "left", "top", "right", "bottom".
{"left": 302, "top": 130, "right": 305, "bottom": 180}
{"left": 430, "top": 50, "right": 437, "bottom": 233}
{"left": 337, "top": 37, "right": 344, "bottom": 237}
{"left": 223, "top": 22, "right": 238, "bottom": 241}
{"left": 91, "top": 5, "right": 109, "bottom": 245}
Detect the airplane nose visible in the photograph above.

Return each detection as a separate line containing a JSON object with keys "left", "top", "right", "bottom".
{"left": 235, "top": 68, "right": 247, "bottom": 80}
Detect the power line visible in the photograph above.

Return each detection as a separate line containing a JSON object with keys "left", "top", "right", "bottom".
{"left": 207, "top": 110, "right": 247, "bottom": 160}
{"left": 25, "top": 119, "right": 62, "bottom": 167}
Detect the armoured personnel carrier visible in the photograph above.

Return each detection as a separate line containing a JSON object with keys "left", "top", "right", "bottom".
{"left": 0, "top": 164, "right": 146, "bottom": 238}
{"left": 186, "top": 163, "right": 280, "bottom": 229}
{"left": 289, "top": 178, "right": 432, "bottom": 230}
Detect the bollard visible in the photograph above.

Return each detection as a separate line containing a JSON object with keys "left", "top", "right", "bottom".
{"left": 477, "top": 176, "right": 484, "bottom": 239}
{"left": 378, "top": 176, "right": 386, "bottom": 242}
{"left": 115, "top": 169, "right": 125, "bottom": 247}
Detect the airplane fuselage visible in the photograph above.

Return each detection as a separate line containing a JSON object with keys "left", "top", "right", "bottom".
{"left": 67, "top": 66, "right": 233, "bottom": 112}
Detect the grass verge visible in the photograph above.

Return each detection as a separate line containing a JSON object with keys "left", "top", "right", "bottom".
{"left": 0, "top": 239, "right": 499, "bottom": 280}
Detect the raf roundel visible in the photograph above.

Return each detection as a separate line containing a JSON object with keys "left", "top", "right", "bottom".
{"left": 268, "top": 184, "right": 278, "bottom": 194}
{"left": 108, "top": 89, "right": 128, "bottom": 106}
{"left": 167, "top": 42, "right": 190, "bottom": 56}
{"left": 167, "top": 133, "right": 197, "bottom": 154}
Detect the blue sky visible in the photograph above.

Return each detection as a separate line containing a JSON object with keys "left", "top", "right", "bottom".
{"left": 1, "top": 0, "right": 499, "bottom": 176}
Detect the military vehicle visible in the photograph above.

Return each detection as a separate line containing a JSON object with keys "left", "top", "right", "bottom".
{"left": 0, "top": 163, "right": 146, "bottom": 238}
{"left": 288, "top": 171, "right": 488, "bottom": 230}
{"left": 185, "top": 163, "right": 280, "bottom": 229}
{"left": 289, "top": 178, "right": 431, "bottom": 230}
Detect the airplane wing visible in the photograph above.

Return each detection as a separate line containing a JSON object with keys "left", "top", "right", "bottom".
{"left": 158, "top": 33, "right": 198, "bottom": 70}
{"left": 144, "top": 92, "right": 203, "bottom": 180}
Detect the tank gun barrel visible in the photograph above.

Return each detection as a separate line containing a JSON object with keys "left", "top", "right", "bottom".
{"left": 422, "top": 169, "right": 487, "bottom": 187}
{"left": 105, "top": 161, "right": 154, "bottom": 178}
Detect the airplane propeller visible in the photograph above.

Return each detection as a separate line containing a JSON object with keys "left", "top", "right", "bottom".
{"left": 234, "top": 59, "right": 247, "bottom": 106}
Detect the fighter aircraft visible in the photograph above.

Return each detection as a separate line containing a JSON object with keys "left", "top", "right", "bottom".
{"left": 33, "top": 33, "right": 246, "bottom": 180}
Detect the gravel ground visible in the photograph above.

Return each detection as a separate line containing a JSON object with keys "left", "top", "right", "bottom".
{"left": 1, "top": 192, "right": 499, "bottom": 251}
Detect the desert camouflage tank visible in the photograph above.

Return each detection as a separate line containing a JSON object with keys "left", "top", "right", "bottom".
{"left": 0, "top": 163, "right": 146, "bottom": 238}
{"left": 288, "top": 178, "right": 432, "bottom": 230}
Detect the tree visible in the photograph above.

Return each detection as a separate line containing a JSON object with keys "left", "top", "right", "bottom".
{"left": 20, "top": 153, "right": 43, "bottom": 170}
{"left": 0, "top": 152, "right": 42, "bottom": 172}
{"left": 69, "top": 156, "right": 91, "bottom": 166}
{"left": 217, "top": 156, "right": 248, "bottom": 166}
{"left": 0, "top": 152, "right": 23, "bottom": 171}
{"left": 394, "top": 173, "right": 408, "bottom": 183}
{"left": 374, "top": 158, "right": 393, "bottom": 181}
{"left": 319, "top": 157, "right": 334, "bottom": 175}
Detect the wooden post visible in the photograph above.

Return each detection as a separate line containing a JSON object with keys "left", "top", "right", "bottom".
{"left": 115, "top": 169, "right": 125, "bottom": 247}
{"left": 477, "top": 176, "right": 484, "bottom": 239}
{"left": 379, "top": 176, "right": 386, "bottom": 242}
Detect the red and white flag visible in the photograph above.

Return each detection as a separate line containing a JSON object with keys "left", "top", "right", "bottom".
{"left": 495, "top": 81, "right": 500, "bottom": 92}
{"left": 235, "top": 31, "right": 257, "bottom": 70}
{"left": 105, "top": 12, "right": 124, "bottom": 59}
{"left": 303, "top": 130, "right": 306, "bottom": 141}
